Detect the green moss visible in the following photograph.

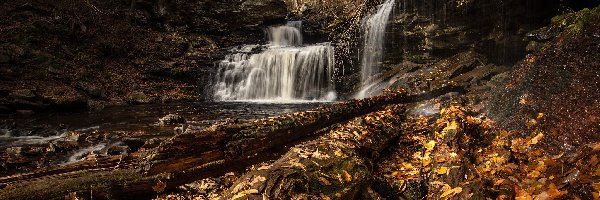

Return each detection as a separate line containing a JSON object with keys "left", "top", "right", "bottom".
{"left": 551, "top": 6, "right": 600, "bottom": 35}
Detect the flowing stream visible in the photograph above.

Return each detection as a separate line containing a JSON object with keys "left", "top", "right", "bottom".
{"left": 356, "top": 0, "right": 396, "bottom": 99}
{"left": 214, "top": 21, "right": 336, "bottom": 102}
{"left": 0, "top": 102, "right": 325, "bottom": 167}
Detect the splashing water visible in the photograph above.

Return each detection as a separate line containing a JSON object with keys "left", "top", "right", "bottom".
{"left": 64, "top": 143, "right": 107, "bottom": 164}
{"left": 214, "top": 22, "right": 336, "bottom": 102}
{"left": 356, "top": 0, "right": 395, "bottom": 99}
{"left": 267, "top": 22, "right": 303, "bottom": 46}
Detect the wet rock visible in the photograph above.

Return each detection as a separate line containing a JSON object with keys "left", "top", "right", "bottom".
{"left": 0, "top": 54, "right": 9, "bottom": 63}
{"left": 526, "top": 26, "right": 561, "bottom": 42}
{"left": 122, "top": 138, "right": 145, "bottom": 152}
{"left": 127, "top": 92, "right": 152, "bottom": 104}
{"left": 15, "top": 110, "right": 34, "bottom": 117}
{"left": 6, "top": 147, "right": 23, "bottom": 156}
{"left": 86, "top": 100, "right": 106, "bottom": 111}
{"left": 9, "top": 90, "right": 36, "bottom": 99}
{"left": 64, "top": 132, "right": 81, "bottom": 142}
{"left": 159, "top": 114, "right": 186, "bottom": 126}
{"left": 106, "top": 145, "right": 128, "bottom": 155}
{"left": 21, "top": 147, "right": 45, "bottom": 156}
{"left": 52, "top": 140, "right": 79, "bottom": 152}
{"left": 489, "top": 7, "right": 600, "bottom": 153}
{"left": 37, "top": 85, "right": 87, "bottom": 111}
{"left": 77, "top": 82, "right": 107, "bottom": 100}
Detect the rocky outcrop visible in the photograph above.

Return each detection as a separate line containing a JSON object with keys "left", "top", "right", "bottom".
{"left": 0, "top": 0, "right": 287, "bottom": 114}
{"left": 289, "top": 0, "right": 598, "bottom": 97}
{"left": 489, "top": 6, "right": 600, "bottom": 154}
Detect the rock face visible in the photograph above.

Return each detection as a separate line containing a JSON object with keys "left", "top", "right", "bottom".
{"left": 289, "top": 0, "right": 597, "bottom": 98}
{"left": 489, "top": 7, "right": 600, "bottom": 153}
{"left": 0, "top": 0, "right": 287, "bottom": 113}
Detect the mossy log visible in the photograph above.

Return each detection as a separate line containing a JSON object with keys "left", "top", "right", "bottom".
{"left": 143, "top": 86, "right": 464, "bottom": 177}
{"left": 0, "top": 86, "right": 462, "bottom": 200}
{"left": 220, "top": 105, "right": 405, "bottom": 199}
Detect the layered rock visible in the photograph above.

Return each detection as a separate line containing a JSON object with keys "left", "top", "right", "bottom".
{"left": 0, "top": 0, "right": 288, "bottom": 113}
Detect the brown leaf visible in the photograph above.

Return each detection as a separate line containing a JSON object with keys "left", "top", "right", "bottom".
{"left": 153, "top": 179, "right": 166, "bottom": 193}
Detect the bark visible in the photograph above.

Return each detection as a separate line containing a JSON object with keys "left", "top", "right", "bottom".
{"left": 220, "top": 105, "right": 406, "bottom": 199}
{"left": 142, "top": 86, "right": 464, "bottom": 177}
{"left": 0, "top": 86, "right": 463, "bottom": 200}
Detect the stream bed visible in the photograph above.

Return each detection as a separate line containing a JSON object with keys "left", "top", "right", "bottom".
{"left": 0, "top": 101, "right": 326, "bottom": 174}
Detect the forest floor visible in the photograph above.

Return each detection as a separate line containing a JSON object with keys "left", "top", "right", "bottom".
{"left": 1, "top": 2, "right": 599, "bottom": 200}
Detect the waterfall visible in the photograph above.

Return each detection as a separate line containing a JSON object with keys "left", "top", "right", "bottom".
{"left": 356, "top": 0, "right": 395, "bottom": 99}
{"left": 214, "top": 22, "right": 336, "bottom": 102}
{"left": 267, "top": 21, "right": 303, "bottom": 47}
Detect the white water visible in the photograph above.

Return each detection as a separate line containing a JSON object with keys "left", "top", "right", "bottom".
{"left": 214, "top": 22, "right": 336, "bottom": 102}
{"left": 0, "top": 132, "right": 68, "bottom": 147}
{"left": 64, "top": 143, "right": 107, "bottom": 164}
{"left": 268, "top": 21, "right": 303, "bottom": 47}
{"left": 356, "top": 0, "right": 395, "bottom": 99}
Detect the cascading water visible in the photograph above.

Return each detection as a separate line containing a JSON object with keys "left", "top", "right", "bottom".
{"left": 214, "top": 21, "right": 336, "bottom": 102}
{"left": 356, "top": 0, "right": 396, "bottom": 99}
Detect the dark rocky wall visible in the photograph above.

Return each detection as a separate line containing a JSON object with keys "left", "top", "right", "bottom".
{"left": 0, "top": 0, "right": 287, "bottom": 113}
{"left": 295, "top": 0, "right": 598, "bottom": 98}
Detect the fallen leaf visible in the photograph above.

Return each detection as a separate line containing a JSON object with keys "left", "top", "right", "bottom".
{"left": 319, "top": 177, "right": 332, "bottom": 186}
{"left": 341, "top": 170, "right": 352, "bottom": 182}
{"left": 424, "top": 140, "right": 436, "bottom": 151}
{"left": 530, "top": 132, "right": 544, "bottom": 145}
{"left": 494, "top": 179, "right": 507, "bottom": 186}
{"left": 441, "top": 186, "right": 462, "bottom": 199}
{"left": 527, "top": 170, "right": 541, "bottom": 178}
{"left": 436, "top": 167, "right": 448, "bottom": 175}
{"left": 319, "top": 193, "right": 332, "bottom": 200}
{"left": 545, "top": 183, "right": 567, "bottom": 198}
{"left": 592, "top": 182, "right": 600, "bottom": 193}
{"left": 232, "top": 189, "right": 259, "bottom": 200}
{"left": 422, "top": 155, "right": 432, "bottom": 167}
{"left": 153, "top": 180, "right": 166, "bottom": 193}
{"left": 519, "top": 97, "right": 528, "bottom": 105}
{"left": 65, "top": 192, "right": 78, "bottom": 200}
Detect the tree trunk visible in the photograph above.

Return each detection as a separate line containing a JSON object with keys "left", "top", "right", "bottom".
{"left": 0, "top": 86, "right": 462, "bottom": 199}
{"left": 221, "top": 104, "right": 406, "bottom": 199}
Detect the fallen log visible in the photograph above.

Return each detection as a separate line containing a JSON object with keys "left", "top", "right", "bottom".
{"left": 0, "top": 86, "right": 463, "bottom": 199}
{"left": 142, "top": 86, "right": 464, "bottom": 177}
{"left": 220, "top": 105, "right": 406, "bottom": 199}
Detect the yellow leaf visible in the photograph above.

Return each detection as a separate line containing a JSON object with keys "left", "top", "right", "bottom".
{"left": 319, "top": 177, "right": 332, "bottom": 186}
{"left": 352, "top": 131, "right": 361, "bottom": 138}
{"left": 592, "top": 182, "right": 600, "bottom": 192}
{"left": 449, "top": 152, "right": 458, "bottom": 159}
{"left": 422, "top": 155, "right": 432, "bottom": 167}
{"left": 334, "top": 149, "right": 347, "bottom": 158}
{"left": 527, "top": 170, "right": 541, "bottom": 178}
{"left": 537, "top": 113, "right": 544, "bottom": 119}
{"left": 424, "top": 140, "right": 436, "bottom": 151}
{"left": 494, "top": 179, "right": 507, "bottom": 186}
{"left": 319, "top": 193, "right": 332, "bottom": 200}
{"left": 441, "top": 186, "right": 462, "bottom": 199}
{"left": 530, "top": 132, "right": 544, "bottom": 145}
{"left": 341, "top": 170, "right": 352, "bottom": 182}
{"left": 519, "top": 97, "right": 527, "bottom": 105}
{"left": 436, "top": 167, "right": 448, "bottom": 175}
{"left": 232, "top": 189, "right": 259, "bottom": 200}
{"left": 465, "top": 116, "right": 480, "bottom": 124}
{"left": 402, "top": 162, "right": 414, "bottom": 170}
